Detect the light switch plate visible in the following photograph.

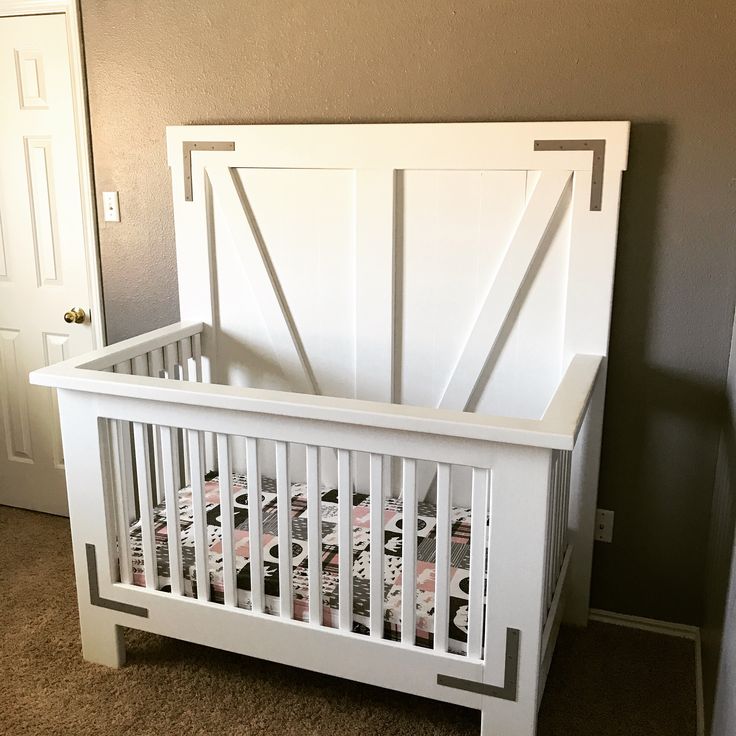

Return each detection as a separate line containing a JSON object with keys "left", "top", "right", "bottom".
{"left": 595, "top": 508, "right": 614, "bottom": 543}
{"left": 102, "top": 191, "right": 120, "bottom": 222}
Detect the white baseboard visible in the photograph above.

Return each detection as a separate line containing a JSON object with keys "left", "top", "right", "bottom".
{"left": 588, "top": 608, "right": 704, "bottom": 736}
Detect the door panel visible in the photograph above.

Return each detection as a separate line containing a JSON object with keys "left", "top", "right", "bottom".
{"left": 0, "top": 13, "right": 95, "bottom": 515}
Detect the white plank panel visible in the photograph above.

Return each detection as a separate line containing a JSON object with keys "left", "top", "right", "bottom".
{"left": 400, "top": 458, "right": 417, "bottom": 645}
{"left": 434, "top": 463, "right": 452, "bottom": 651}
{"left": 306, "top": 444, "right": 322, "bottom": 625}
{"left": 188, "top": 429, "right": 209, "bottom": 601}
{"left": 467, "top": 467, "right": 489, "bottom": 659}
{"left": 133, "top": 422, "right": 157, "bottom": 589}
{"left": 369, "top": 453, "right": 384, "bottom": 638}
{"left": 160, "top": 426, "right": 183, "bottom": 595}
{"left": 246, "top": 437, "right": 265, "bottom": 613}
{"left": 275, "top": 440, "right": 293, "bottom": 618}
{"left": 217, "top": 433, "right": 237, "bottom": 607}
{"left": 337, "top": 448, "right": 352, "bottom": 632}
{"left": 354, "top": 169, "right": 395, "bottom": 403}
{"left": 440, "top": 170, "right": 572, "bottom": 411}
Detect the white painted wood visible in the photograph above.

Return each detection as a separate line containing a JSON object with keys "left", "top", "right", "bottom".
{"left": 467, "top": 467, "right": 490, "bottom": 659}
{"left": 178, "top": 338, "right": 192, "bottom": 485}
{"left": 164, "top": 342, "right": 182, "bottom": 491}
{"left": 354, "top": 169, "right": 395, "bottom": 403}
{"left": 440, "top": 170, "right": 571, "bottom": 412}
{"left": 160, "top": 426, "right": 183, "bottom": 596}
{"left": 400, "top": 458, "right": 417, "bottom": 646}
{"left": 275, "top": 440, "right": 293, "bottom": 618}
{"left": 0, "top": 11, "right": 101, "bottom": 516}
{"left": 369, "top": 453, "right": 384, "bottom": 638}
{"left": 109, "top": 419, "right": 132, "bottom": 585}
{"left": 133, "top": 421, "right": 157, "bottom": 589}
{"left": 187, "top": 429, "right": 209, "bottom": 601}
{"left": 245, "top": 437, "right": 264, "bottom": 612}
{"left": 337, "top": 448, "right": 352, "bottom": 632}
{"left": 306, "top": 444, "right": 322, "bottom": 625}
{"left": 433, "top": 463, "right": 451, "bottom": 651}
{"left": 216, "top": 433, "right": 237, "bottom": 607}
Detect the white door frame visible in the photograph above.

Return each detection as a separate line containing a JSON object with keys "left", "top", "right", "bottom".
{"left": 0, "top": 0, "right": 105, "bottom": 347}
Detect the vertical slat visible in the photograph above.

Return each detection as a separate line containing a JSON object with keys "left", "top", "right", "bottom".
{"left": 400, "top": 458, "right": 417, "bottom": 646}
{"left": 188, "top": 429, "right": 209, "bottom": 601}
{"left": 369, "top": 453, "right": 384, "bottom": 639}
{"left": 178, "top": 338, "right": 192, "bottom": 486}
{"left": 110, "top": 419, "right": 132, "bottom": 584}
{"left": 133, "top": 422, "right": 157, "bottom": 589}
{"left": 552, "top": 453, "right": 562, "bottom": 602}
{"left": 467, "top": 467, "right": 490, "bottom": 659}
{"left": 434, "top": 462, "right": 452, "bottom": 651}
{"left": 275, "top": 441, "right": 293, "bottom": 618}
{"left": 191, "top": 332, "right": 203, "bottom": 382}
{"left": 561, "top": 451, "right": 571, "bottom": 555}
{"left": 545, "top": 454, "right": 558, "bottom": 607}
{"left": 148, "top": 348, "right": 166, "bottom": 503}
{"left": 246, "top": 437, "right": 264, "bottom": 613}
{"left": 160, "top": 426, "right": 183, "bottom": 595}
{"left": 216, "top": 433, "right": 237, "bottom": 607}
{"left": 164, "top": 343, "right": 182, "bottom": 492}
{"left": 131, "top": 354, "right": 148, "bottom": 377}
{"left": 337, "top": 449, "right": 352, "bottom": 632}
{"left": 306, "top": 444, "right": 322, "bottom": 625}
{"left": 112, "top": 361, "right": 136, "bottom": 523}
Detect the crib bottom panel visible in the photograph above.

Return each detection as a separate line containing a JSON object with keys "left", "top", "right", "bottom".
{"left": 128, "top": 473, "right": 484, "bottom": 655}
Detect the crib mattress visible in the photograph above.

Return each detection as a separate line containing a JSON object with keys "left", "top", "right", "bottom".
{"left": 129, "top": 474, "right": 481, "bottom": 655}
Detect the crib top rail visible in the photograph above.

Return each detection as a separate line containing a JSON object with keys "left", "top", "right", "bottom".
{"left": 29, "top": 321, "right": 601, "bottom": 451}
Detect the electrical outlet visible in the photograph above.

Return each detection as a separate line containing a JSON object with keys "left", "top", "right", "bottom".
{"left": 102, "top": 191, "right": 120, "bottom": 222}
{"left": 595, "top": 508, "right": 614, "bottom": 543}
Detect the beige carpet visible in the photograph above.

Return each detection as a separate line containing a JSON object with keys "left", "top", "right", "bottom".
{"left": 0, "top": 506, "right": 696, "bottom": 736}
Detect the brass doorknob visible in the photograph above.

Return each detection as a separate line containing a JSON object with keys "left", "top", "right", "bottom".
{"left": 63, "top": 307, "right": 86, "bottom": 324}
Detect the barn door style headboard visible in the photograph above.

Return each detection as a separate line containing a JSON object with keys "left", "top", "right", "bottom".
{"left": 166, "top": 122, "right": 628, "bottom": 423}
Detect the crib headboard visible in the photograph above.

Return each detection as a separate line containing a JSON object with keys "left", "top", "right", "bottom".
{"left": 167, "top": 122, "right": 629, "bottom": 419}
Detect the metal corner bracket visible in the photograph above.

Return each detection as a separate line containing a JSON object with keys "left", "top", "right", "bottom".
{"left": 182, "top": 140, "right": 236, "bottom": 201}
{"left": 437, "top": 627, "right": 520, "bottom": 701}
{"left": 85, "top": 543, "right": 148, "bottom": 618}
{"left": 534, "top": 139, "right": 606, "bottom": 211}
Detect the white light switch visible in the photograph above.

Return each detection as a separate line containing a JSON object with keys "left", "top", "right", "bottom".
{"left": 102, "top": 191, "right": 120, "bottom": 222}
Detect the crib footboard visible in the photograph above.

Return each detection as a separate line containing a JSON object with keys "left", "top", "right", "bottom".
{"left": 32, "top": 324, "right": 592, "bottom": 736}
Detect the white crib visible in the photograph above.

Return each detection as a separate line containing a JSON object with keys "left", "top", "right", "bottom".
{"left": 31, "top": 121, "right": 629, "bottom": 736}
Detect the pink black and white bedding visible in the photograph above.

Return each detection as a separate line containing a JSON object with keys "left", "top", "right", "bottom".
{"left": 129, "top": 474, "right": 485, "bottom": 655}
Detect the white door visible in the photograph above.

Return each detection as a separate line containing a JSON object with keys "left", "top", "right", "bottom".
{"left": 0, "top": 13, "right": 97, "bottom": 516}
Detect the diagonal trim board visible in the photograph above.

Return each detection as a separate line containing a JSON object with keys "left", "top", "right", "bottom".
{"left": 207, "top": 166, "right": 319, "bottom": 395}
{"left": 439, "top": 169, "right": 572, "bottom": 412}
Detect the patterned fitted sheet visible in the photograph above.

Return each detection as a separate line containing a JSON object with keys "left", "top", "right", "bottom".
{"left": 129, "top": 474, "right": 483, "bottom": 655}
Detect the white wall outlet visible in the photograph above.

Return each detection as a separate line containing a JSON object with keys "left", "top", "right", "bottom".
{"left": 595, "top": 508, "right": 614, "bottom": 543}
{"left": 102, "top": 191, "right": 120, "bottom": 222}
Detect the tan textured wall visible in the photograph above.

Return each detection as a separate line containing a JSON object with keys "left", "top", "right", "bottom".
{"left": 80, "top": 0, "right": 736, "bottom": 625}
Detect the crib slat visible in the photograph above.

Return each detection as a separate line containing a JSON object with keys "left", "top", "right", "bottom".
{"left": 188, "top": 429, "right": 209, "bottom": 601}
{"left": 147, "top": 348, "right": 166, "bottom": 503}
{"left": 400, "top": 458, "right": 417, "bottom": 646}
{"left": 161, "top": 426, "right": 183, "bottom": 595}
{"left": 306, "top": 444, "right": 322, "bottom": 625}
{"left": 177, "top": 339, "right": 192, "bottom": 486}
{"left": 216, "top": 433, "right": 237, "bottom": 607}
{"left": 337, "top": 448, "right": 352, "bottom": 632}
{"left": 110, "top": 419, "right": 133, "bottom": 585}
{"left": 191, "top": 333, "right": 203, "bottom": 382}
{"left": 133, "top": 422, "right": 157, "bottom": 589}
{"left": 246, "top": 437, "right": 264, "bottom": 613}
{"left": 164, "top": 343, "right": 182, "bottom": 492}
{"left": 434, "top": 462, "right": 451, "bottom": 652}
{"left": 275, "top": 441, "right": 293, "bottom": 618}
{"left": 467, "top": 467, "right": 490, "bottom": 658}
{"left": 369, "top": 453, "right": 384, "bottom": 639}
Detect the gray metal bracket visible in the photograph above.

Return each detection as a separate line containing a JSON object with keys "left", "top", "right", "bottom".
{"left": 534, "top": 139, "right": 606, "bottom": 211}
{"left": 182, "top": 140, "right": 236, "bottom": 201}
{"left": 437, "top": 627, "right": 520, "bottom": 701}
{"left": 86, "top": 543, "right": 148, "bottom": 618}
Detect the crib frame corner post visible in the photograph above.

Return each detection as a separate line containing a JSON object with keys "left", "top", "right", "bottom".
{"left": 480, "top": 446, "right": 553, "bottom": 736}
{"left": 57, "top": 389, "right": 127, "bottom": 669}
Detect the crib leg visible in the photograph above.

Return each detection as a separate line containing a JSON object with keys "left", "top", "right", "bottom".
{"left": 79, "top": 612, "right": 126, "bottom": 668}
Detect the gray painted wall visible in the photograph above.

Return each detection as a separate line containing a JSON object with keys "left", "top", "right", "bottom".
{"left": 702, "top": 308, "right": 736, "bottom": 735}
{"left": 80, "top": 0, "right": 736, "bottom": 624}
